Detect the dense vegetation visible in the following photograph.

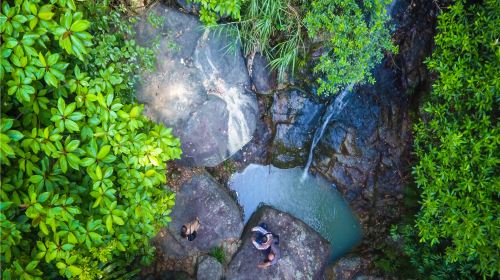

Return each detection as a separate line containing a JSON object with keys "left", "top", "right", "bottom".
{"left": 387, "top": 0, "right": 499, "bottom": 278}
{"left": 193, "top": 0, "right": 396, "bottom": 95}
{"left": 0, "top": 0, "right": 181, "bottom": 279}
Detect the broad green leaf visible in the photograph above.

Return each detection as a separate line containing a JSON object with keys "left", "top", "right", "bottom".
{"left": 37, "top": 192, "right": 50, "bottom": 203}
{"left": 97, "top": 145, "right": 111, "bottom": 160}
{"left": 112, "top": 215, "right": 124, "bottom": 225}
{"left": 38, "top": 5, "right": 54, "bottom": 20}
{"left": 7, "top": 130, "right": 23, "bottom": 141}
{"left": 26, "top": 260, "right": 39, "bottom": 272}
{"left": 70, "top": 20, "right": 90, "bottom": 32}
{"left": 106, "top": 215, "right": 113, "bottom": 233}
{"left": 0, "top": 201, "right": 13, "bottom": 211}
{"left": 68, "top": 265, "right": 82, "bottom": 276}
{"left": 64, "top": 120, "right": 79, "bottom": 132}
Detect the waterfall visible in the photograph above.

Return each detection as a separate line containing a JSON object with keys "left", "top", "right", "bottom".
{"left": 301, "top": 85, "right": 353, "bottom": 181}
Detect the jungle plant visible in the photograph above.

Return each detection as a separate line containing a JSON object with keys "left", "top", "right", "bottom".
{"left": 81, "top": 0, "right": 158, "bottom": 103}
{"left": 411, "top": 0, "right": 499, "bottom": 277}
{"left": 190, "top": 0, "right": 245, "bottom": 25}
{"left": 0, "top": 0, "right": 181, "bottom": 279}
{"left": 239, "top": 0, "right": 305, "bottom": 81}
{"left": 201, "top": 0, "right": 395, "bottom": 96}
{"left": 380, "top": 224, "right": 478, "bottom": 280}
{"left": 303, "top": 0, "right": 396, "bottom": 95}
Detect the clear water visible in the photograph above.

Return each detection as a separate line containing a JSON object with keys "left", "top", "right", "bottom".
{"left": 229, "top": 164, "right": 363, "bottom": 262}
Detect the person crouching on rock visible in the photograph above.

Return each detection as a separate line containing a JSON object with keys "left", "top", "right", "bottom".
{"left": 251, "top": 223, "right": 274, "bottom": 250}
{"left": 251, "top": 223, "right": 281, "bottom": 268}
{"left": 258, "top": 238, "right": 281, "bottom": 269}
{"left": 181, "top": 217, "right": 200, "bottom": 241}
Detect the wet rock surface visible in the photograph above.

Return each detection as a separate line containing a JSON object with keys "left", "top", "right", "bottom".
{"left": 226, "top": 206, "right": 331, "bottom": 280}
{"left": 314, "top": 67, "right": 409, "bottom": 230}
{"left": 230, "top": 94, "right": 274, "bottom": 168}
{"left": 136, "top": 4, "right": 258, "bottom": 167}
{"left": 270, "top": 90, "right": 325, "bottom": 168}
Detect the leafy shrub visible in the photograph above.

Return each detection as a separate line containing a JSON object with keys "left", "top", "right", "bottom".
{"left": 382, "top": 225, "right": 478, "bottom": 280}
{"left": 190, "top": 0, "right": 245, "bottom": 25}
{"left": 303, "top": 0, "right": 396, "bottom": 95}
{"left": 0, "top": 0, "right": 181, "bottom": 279}
{"left": 82, "top": 0, "right": 158, "bottom": 103}
{"left": 412, "top": 0, "right": 499, "bottom": 277}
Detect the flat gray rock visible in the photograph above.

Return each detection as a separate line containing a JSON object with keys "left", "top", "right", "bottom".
{"left": 226, "top": 206, "right": 331, "bottom": 280}
{"left": 136, "top": 4, "right": 258, "bottom": 167}
{"left": 154, "top": 173, "right": 243, "bottom": 257}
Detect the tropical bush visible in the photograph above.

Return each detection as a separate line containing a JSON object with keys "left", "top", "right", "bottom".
{"left": 81, "top": 0, "right": 158, "bottom": 103}
{"left": 303, "top": 0, "right": 396, "bottom": 95}
{"left": 410, "top": 0, "right": 499, "bottom": 277}
{"left": 199, "top": 0, "right": 395, "bottom": 95}
{"left": 190, "top": 0, "right": 244, "bottom": 25}
{"left": 381, "top": 224, "right": 478, "bottom": 280}
{"left": 0, "top": 0, "right": 181, "bottom": 279}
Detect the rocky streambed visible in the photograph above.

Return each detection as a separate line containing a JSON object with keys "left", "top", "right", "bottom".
{"left": 138, "top": 0, "right": 440, "bottom": 279}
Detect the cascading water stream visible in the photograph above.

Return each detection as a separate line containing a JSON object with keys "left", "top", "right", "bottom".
{"left": 301, "top": 84, "right": 353, "bottom": 181}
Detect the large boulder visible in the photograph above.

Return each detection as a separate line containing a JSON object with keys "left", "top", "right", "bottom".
{"left": 196, "top": 256, "right": 224, "bottom": 280}
{"left": 151, "top": 173, "right": 243, "bottom": 275}
{"left": 271, "top": 90, "right": 325, "bottom": 168}
{"left": 226, "top": 206, "right": 330, "bottom": 280}
{"left": 136, "top": 4, "right": 258, "bottom": 167}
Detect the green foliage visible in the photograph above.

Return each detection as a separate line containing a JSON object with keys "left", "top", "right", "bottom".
{"left": 202, "top": 0, "right": 395, "bottom": 95}
{"left": 303, "top": 0, "right": 396, "bottom": 95}
{"left": 377, "top": 225, "right": 478, "bottom": 280}
{"left": 412, "top": 0, "right": 499, "bottom": 277}
{"left": 190, "top": 0, "right": 245, "bottom": 25}
{"left": 82, "top": 1, "right": 158, "bottom": 103}
{"left": 210, "top": 246, "right": 226, "bottom": 264}
{"left": 239, "top": 0, "right": 305, "bottom": 81}
{"left": 0, "top": 0, "right": 181, "bottom": 279}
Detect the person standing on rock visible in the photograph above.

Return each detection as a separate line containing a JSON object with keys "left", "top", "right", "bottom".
{"left": 181, "top": 217, "right": 200, "bottom": 241}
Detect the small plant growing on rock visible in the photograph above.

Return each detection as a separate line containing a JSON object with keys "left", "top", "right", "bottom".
{"left": 211, "top": 246, "right": 227, "bottom": 264}
{"left": 190, "top": 0, "right": 245, "bottom": 25}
